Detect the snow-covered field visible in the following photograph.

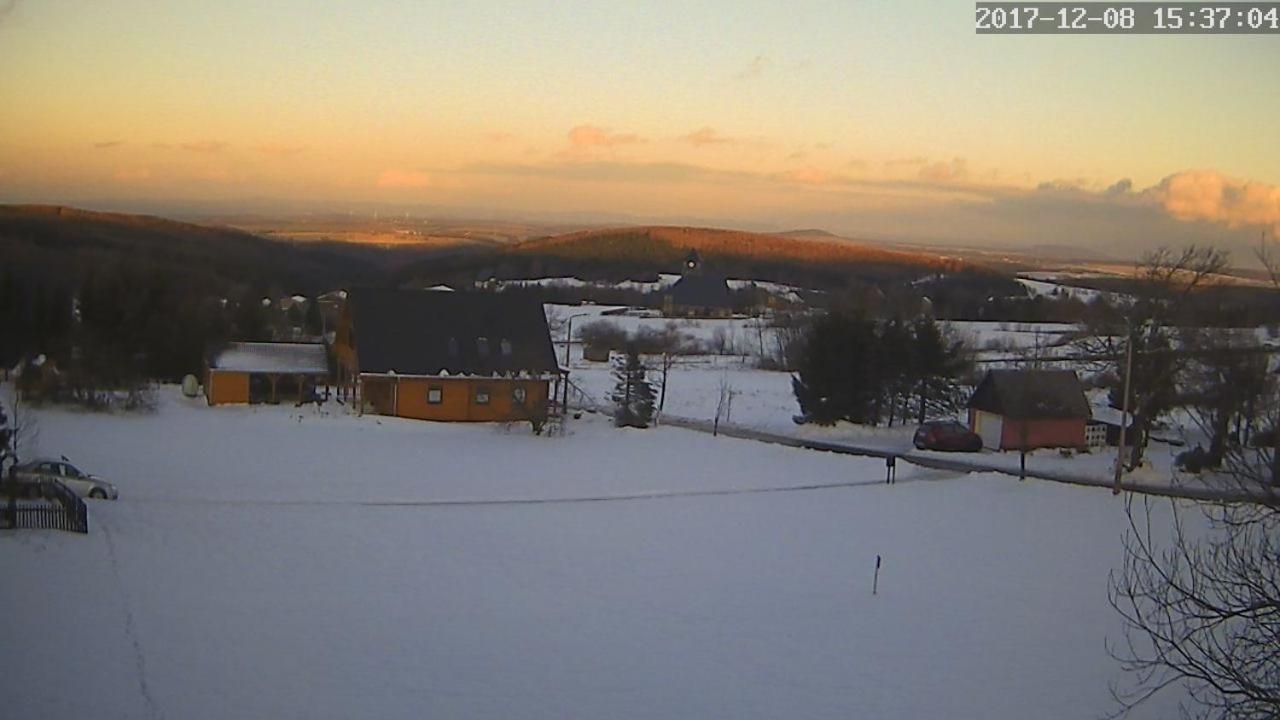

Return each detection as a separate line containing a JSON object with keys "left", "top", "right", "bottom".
{"left": 1, "top": 387, "right": 1196, "bottom": 719}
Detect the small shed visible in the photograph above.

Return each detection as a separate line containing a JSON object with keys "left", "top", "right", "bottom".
{"left": 205, "top": 342, "right": 329, "bottom": 405}
{"left": 968, "top": 369, "right": 1090, "bottom": 451}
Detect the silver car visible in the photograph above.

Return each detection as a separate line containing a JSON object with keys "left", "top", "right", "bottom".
{"left": 8, "top": 459, "right": 119, "bottom": 500}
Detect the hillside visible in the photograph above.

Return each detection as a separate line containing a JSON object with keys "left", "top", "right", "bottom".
{"left": 0, "top": 204, "right": 402, "bottom": 294}
{"left": 514, "top": 226, "right": 964, "bottom": 269}
{"left": 398, "top": 225, "right": 983, "bottom": 290}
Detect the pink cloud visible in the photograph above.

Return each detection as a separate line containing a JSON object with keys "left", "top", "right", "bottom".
{"left": 567, "top": 125, "right": 644, "bottom": 150}
{"left": 918, "top": 158, "right": 969, "bottom": 183}
{"left": 1151, "top": 170, "right": 1280, "bottom": 230}
{"left": 376, "top": 170, "right": 431, "bottom": 189}
{"left": 680, "top": 127, "right": 733, "bottom": 147}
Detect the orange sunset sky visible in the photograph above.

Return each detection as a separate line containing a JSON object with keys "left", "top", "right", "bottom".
{"left": 1, "top": 0, "right": 1278, "bottom": 258}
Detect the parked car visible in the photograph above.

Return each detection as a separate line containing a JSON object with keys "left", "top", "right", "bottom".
{"left": 913, "top": 420, "right": 983, "bottom": 452}
{"left": 6, "top": 459, "right": 119, "bottom": 500}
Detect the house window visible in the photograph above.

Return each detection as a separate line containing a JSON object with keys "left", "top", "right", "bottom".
{"left": 500, "top": 339, "right": 513, "bottom": 356}
{"left": 512, "top": 386, "right": 527, "bottom": 404}
{"left": 477, "top": 337, "right": 490, "bottom": 357}
{"left": 475, "top": 387, "right": 491, "bottom": 405}
{"left": 427, "top": 386, "right": 443, "bottom": 404}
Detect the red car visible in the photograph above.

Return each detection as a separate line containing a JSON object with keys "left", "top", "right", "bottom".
{"left": 913, "top": 420, "right": 983, "bottom": 452}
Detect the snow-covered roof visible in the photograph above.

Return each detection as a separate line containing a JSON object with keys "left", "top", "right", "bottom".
{"left": 209, "top": 342, "right": 329, "bottom": 374}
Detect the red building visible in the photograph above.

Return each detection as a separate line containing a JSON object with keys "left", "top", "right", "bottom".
{"left": 967, "top": 370, "right": 1090, "bottom": 451}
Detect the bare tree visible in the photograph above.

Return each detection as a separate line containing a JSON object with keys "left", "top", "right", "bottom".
{"left": 1107, "top": 241, "right": 1279, "bottom": 719}
{"left": 1078, "top": 245, "right": 1228, "bottom": 471}
{"left": 1108, "top": 491, "right": 1279, "bottom": 719}
{"left": 713, "top": 374, "right": 735, "bottom": 437}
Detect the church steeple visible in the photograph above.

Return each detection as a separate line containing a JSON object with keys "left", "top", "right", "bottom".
{"left": 683, "top": 249, "right": 703, "bottom": 276}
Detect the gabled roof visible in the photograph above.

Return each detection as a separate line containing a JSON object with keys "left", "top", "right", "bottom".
{"left": 968, "top": 369, "right": 1090, "bottom": 420}
{"left": 347, "top": 289, "right": 559, "bottom": 377}
{"left": 209, "top": 342, "right": 328, "bottom": 374}
{"left": 668, "top": 274, "right": 732, "bottom": 308}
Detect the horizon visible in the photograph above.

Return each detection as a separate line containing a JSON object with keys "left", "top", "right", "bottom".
{"left": 1, "top": 1, "right": 1278, "bottom": 259}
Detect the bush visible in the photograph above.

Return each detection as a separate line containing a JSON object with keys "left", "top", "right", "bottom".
{"left": 1174, "top": 445, "right": 1213, "bottom": 474}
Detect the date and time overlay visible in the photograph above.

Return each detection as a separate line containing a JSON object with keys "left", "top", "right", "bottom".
{"left": 975, "top": 2, "right": 1280, "bottom": 33}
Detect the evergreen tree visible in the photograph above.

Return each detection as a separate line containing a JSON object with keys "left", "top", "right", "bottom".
{"left": 909, "top": 317, "right": 969, "bottom": 424}
{"left": 610, "top": 346, "right": 655, "bottom": 428}
{"left": 791, "top": 312, "right": 882, "bottom": 425}
{"left": 877, "top": 318, "right": 913, "bottom": 426}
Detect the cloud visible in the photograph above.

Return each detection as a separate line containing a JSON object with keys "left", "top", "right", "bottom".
{"left": 376, "top": 170, "right": 431, "bottom": 189}
{"left": 255, "top": 144, "right": 306, "bottom": 157}
{"left": 113, "top": 168, "right": 152, "bottom": 182}
{"left": 1104, "top": 178, "right": 1133, "bottom": 197}
{"left": 567, "top": 125, "right": 644, "bottom": 150}
{"left": 1149, "top": 170, "right": 1280, "bottom": 230}
{"left": 918, "top": 158, "right": 969, "bottom": 183}
{"left": 884, "top": 156, "right": 928, "bottom": 169}
{"left": 734, "top": 54, "right": 771, "bottom": 80}
{"left": 93, "top": 141, "right": 123, "bottom": 149}
{"left": 180, "top": 140, "right": 228, "bottom": 153}
{"left": 680, "top": 127, "right": 733, "bottom": 147}
{"left": 776, "top": 167, "right": 832, "bottom": 185}
{"left": 483, "top": 131, "right": 514, "bottom": 143}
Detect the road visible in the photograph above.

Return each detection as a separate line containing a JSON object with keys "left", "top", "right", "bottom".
{"left": 655, "top": 414, "right": 1270, "bottom": 505}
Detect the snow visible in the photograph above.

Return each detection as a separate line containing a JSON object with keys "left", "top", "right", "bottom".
{"left": 1, "top": 386, "right": 1199, "bottom": 719}
{"left": 209, "top": 342, "right": 329, "bottom": 374}
{"left": 497, "top": 275, "right": 805, "bottom": 302}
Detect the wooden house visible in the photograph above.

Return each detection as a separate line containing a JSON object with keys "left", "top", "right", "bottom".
{"left": 967, "top": 369, "right": 1090, "bottom": 451}
{"left": 205, "top": 342, "right": 329, "bottom": 405}
{"left": 335, "top": 289, "right": 563, "bottom": 423}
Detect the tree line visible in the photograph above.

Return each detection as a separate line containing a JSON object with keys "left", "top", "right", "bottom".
{"left": 791, "top": 313, "right": 969, "bottom": 427}
{"left": 0, "top": 263, "right": 277, "bottom": 406}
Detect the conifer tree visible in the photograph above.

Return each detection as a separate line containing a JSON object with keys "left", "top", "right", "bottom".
{"left": 611, "top": 346, "right": 655, "bottom": 428}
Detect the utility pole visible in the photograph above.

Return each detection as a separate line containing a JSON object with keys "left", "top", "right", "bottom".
{"left": 562, "top": 312, "right": 591, "bottom": 368}
{"left": 1113, "top": 322, "right": 1135, "bottom": 495}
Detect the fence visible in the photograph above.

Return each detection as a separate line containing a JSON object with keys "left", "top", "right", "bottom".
{"left": 2, "top": 483, "right": 89, "bottom": 534}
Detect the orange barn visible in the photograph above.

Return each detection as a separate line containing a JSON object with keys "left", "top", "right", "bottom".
{"left": 968, "top": 369, "right": 1090, "bottom": 451}
{"left": 335, "top": 289, "right": 564, "bottom": 425}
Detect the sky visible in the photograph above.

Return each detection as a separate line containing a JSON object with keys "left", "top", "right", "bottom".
{"left": 1, "top": 0, "right": 1278, "bottom": 259}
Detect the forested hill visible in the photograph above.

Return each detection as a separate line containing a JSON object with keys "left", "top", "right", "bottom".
{"left": 399, "top": 225, "right": 980, "bottom": 289}
{"left": 0, "top": 204, "right": 389, "bottom": 295}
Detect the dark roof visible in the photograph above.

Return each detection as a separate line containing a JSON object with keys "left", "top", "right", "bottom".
{"left": 668, "top": 274, "right": 732, "bottom": 308}
{"left": 968, "top": 369, "right": 1090, "bottom": 420}
{"left": 347, "top": 289, "right": 560, "bottom": 376}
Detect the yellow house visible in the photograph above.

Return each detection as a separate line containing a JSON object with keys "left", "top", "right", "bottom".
{"left": 334, "top": 289, "right": 565, "bottom": 424}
